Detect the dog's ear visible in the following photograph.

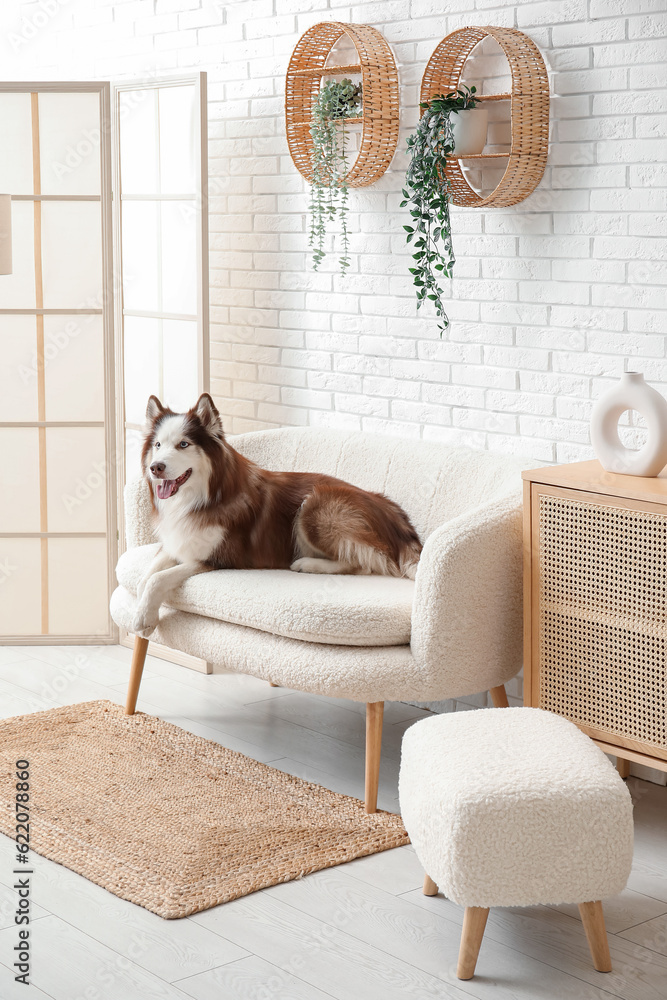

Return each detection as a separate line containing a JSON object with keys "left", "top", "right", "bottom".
{"left": 194, "top": 393, "right": 223, "bottom": 436}
{"left": 145, "top": 395, "right": 165, "bottom": 425}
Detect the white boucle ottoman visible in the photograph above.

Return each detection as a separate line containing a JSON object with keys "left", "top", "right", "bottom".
{"left": 399, "top": 708, "right": 634, "bottom": 980}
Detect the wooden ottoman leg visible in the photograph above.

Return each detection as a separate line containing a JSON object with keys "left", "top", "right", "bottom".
{"left": 457, "top": 906, "right": 489, "bottom": 980}
{"left": 125, "top": 636, "right": 149, "bottom": 715}
{"left": 579, "top": 901, "right": 612, "bottom": 973}
{"left": 616, "top": 756, "right": 630, "bottom": 779}
{"left": 423, "top": 874, "right": 438, "bottom": 896}
{"left": 365, "top": 701, "right": 384, "bottom": 814}
{"left": 489, "top": 684, "right": 509, "bottom": 708}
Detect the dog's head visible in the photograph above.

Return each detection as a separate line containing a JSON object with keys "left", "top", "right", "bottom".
{"left": 141, "top": 393, "right": 225, "bottom": 503}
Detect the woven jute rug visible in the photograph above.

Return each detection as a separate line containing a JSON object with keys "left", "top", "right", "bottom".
{"left": 0, "top": 700, "right": 408, "bottom": 918}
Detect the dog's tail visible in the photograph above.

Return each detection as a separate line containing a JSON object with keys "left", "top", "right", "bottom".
{"left": 398, "top": 542, "right": 421, "bottom": 580}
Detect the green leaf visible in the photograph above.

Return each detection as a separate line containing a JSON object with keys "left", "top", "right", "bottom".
{"left": 307, "top": 78, "right": 363, "bottom": 277}
{"left": 402, "top": 96, "right": 456, "bottom": 326}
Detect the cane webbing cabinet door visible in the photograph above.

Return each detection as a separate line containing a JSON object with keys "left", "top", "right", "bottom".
{"left": 523, "top": 461, "right": 667, "bottom": 773}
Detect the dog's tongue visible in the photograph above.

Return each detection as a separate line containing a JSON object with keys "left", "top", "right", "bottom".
{"left": 156, "top": 480, "right": 178, "bottom": 500}
{"left": 154, "top": 468, "right": 192, "bottom": 500}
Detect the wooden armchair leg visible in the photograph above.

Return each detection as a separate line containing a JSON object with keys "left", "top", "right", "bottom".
{"left": 489, "top": 684, "right": 509, "bottom": 708}
{"left": 125, "top": 636, "right": 149, "bottom": 715}
{"left": 365, "top": 701, "right": 384, "bottom": 814}
{"left": 579, "top": 901, "right": 612, "bottom": 972}
{"left": 457, "top": 906, "right": 489, "bottom": 980}
{"left": 423, "top": 874, "right": 438, "bottom": 896}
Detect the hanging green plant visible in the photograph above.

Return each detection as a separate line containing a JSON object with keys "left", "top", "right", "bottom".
{"left": 309, "top": 77, "right": 362, "bottom": 273}
{"left": 401, "top": 86, "right": 479, "bottom": 332}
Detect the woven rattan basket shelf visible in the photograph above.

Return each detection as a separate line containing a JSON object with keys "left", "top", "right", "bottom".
{"left": 286, "top": 22, "right": 399, "bottom": 187}
{"left": 421, "top": 26, "right": 549, "bottom": 208}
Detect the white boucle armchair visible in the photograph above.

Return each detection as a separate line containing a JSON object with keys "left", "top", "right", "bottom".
{"left": 110, "top": 428, "right": 529, "bottom": 812}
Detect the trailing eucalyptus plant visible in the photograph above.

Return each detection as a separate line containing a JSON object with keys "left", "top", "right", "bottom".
{"left": 309, "top": 77, "right": 362, "bottom": 273}
{"left": 401, "top": 85, "right": 479, "bottom": 332}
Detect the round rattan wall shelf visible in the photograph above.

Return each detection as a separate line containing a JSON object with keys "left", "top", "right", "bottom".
{"left": 285, "top": 22, "right": 399, "bottom": 187}
{"left": 421, "top": 26, "right": 549, "bottom": 208}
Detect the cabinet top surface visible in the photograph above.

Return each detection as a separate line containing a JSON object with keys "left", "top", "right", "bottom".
{"left": 522, "top": 459, "right": 667, "bottom": 504}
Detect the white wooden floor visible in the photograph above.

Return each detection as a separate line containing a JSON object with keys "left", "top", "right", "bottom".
{"left": 0, "top": 643, "right": 666, "bottom": 1000}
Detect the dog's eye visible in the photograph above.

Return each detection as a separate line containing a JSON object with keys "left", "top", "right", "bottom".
{"left": 155, "top": 442, "right": 161, "bottom": 449}
{"left": 179, "top": 440, "right": 189, "bottom": 449}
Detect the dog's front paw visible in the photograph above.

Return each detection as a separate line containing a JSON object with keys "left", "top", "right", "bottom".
{"left": 290, "top": 557, "right": 311, "bottom": 573}
{"left": 131, "top": 605, "right": 158, "bottom": 639}
{"left": 290, "top": 557, "right": 331, "bottom": 574}
{"left": 136, "top": 574, "right": 151, "bottom": 601}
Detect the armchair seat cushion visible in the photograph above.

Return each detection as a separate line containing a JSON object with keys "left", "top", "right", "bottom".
{"left": 116, "top": 543, "right": 415, "bottom": 647}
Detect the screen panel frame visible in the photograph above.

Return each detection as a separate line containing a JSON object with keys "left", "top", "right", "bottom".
{"left": 112, "top": 72, "right": 209, "bottom": 673}
{"left": 0, "top": 81, "right": 117, "bottom": 645}
{"left": 112, "top": 71, "right": 209, "bottom": 549}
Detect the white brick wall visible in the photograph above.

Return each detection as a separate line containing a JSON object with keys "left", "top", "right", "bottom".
{"left": 4, "top": 0, "right": 666, "bottom": 462}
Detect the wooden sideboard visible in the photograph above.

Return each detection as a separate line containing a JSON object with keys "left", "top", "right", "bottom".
{"left": 523, "top": 460, "right": 667, "bottom": 776}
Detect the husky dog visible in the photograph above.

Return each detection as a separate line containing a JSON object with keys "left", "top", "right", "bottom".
{"left": 131, "top": 393, "right": 422, "bottom": 638}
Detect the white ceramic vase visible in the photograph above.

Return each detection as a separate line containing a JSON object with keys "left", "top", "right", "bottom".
{"left": 590, "top": 372, "right": 667, "bottom": 477}
{"left": 450, "top": 108, "right": 488, "bottom": 156}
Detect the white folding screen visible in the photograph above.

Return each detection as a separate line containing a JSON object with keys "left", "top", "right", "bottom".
{"left": 0, "top": 76, "right": 208, "bottom": 646}
{"left": 0, "top": 84, "right": 116, "bottom": 642}
{"left": 113, "top": 73, "right": 209, "bottom": 494}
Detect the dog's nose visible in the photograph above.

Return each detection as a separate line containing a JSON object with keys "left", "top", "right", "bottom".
{"left": 150, "top": 462, "right": 166, "bottom": 476}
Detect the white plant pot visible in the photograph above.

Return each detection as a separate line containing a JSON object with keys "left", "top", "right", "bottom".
{"left": 590, "top": 372, "right": 667, "bottom": 477}
{"left": 450, "top": 108, "right": 488, "bottom": 155}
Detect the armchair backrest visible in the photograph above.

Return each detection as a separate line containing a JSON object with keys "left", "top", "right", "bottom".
{"left": 124, "top": 427, "right": 533, "bottom": 547}
{"left": 232, "top": 428, "right": 532, "bottom": 540}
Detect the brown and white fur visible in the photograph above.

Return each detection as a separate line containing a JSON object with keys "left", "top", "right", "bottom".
{"left": 131, "top": 393, "right": 422, "bottom": 638}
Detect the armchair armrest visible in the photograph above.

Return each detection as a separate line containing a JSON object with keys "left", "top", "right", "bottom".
{"left": 123, "top": 477, "right": 156, "bottom": 549}
{"left": 410, "top": 490, "right": 523, "bottom": 699}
